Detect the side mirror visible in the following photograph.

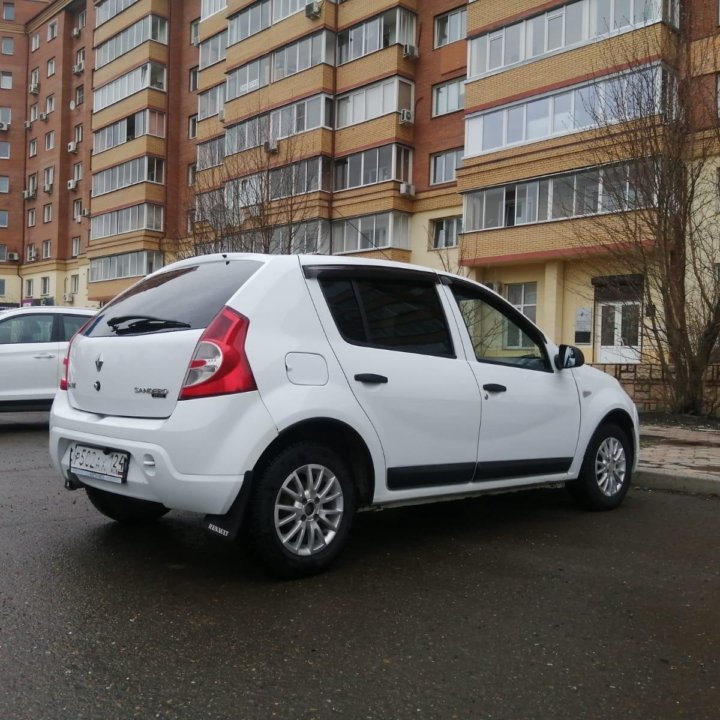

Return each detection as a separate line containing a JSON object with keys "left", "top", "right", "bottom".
{"left": 555, "top": 344, "right": 585, "bottom": 370}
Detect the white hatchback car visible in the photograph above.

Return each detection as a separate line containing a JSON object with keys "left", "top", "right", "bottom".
{"left": 50, "top": 254, "right": 639, "bottom": 576}
{"left": 0, "top": 306, "right": 96, "bottom": 412}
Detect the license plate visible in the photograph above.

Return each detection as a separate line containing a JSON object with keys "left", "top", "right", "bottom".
{"left": 69, "top": 444, "right": 129, "bottom": 484}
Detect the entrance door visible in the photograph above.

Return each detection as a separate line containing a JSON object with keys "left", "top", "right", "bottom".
{"left": 596, "top": 301, "right": 641, "bottom": 363}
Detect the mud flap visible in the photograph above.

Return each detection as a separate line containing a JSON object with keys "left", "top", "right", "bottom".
{"left": 204, "top": 471, "right": 253, "bottom": 541}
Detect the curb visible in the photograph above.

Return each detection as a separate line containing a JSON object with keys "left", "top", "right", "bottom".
{"left": 634, "top": 469, "right": 720, "bottom": 497}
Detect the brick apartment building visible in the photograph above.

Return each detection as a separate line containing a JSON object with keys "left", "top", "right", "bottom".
{"left": 0, "top": 0, "right": 718, "bottom": 367}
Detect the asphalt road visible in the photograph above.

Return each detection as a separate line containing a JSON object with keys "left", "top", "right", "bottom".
{"left": 0, "top": 414, "right": 718, "bottom": 720}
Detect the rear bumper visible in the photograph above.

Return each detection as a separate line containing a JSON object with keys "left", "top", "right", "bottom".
{"left": 49, "top": 391, "right": 278, "bottom": 515}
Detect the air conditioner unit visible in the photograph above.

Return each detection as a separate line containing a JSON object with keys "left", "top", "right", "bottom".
{"left": 263, "top": 139, "right": 278, "bottom": 154}
{"left": 0, "top": 122, "right": 8, "bottom": 132}
{"left": 24, "top": 120, "right": 32, "bottom": 129}
{"left": 402, "top": 44, "right": 418, "bottom": 59}
{"left": 72, "top": 62, "right": 84, "bottom": 75}
{"left": 218, "top": 108, "right": 225, "bottom": 122}
{"left": 79, "top": 208, "right": 90, "bottom": 217}
{"left": 72, "top": 27, "right": 81, "bottom": 38}
{"left": 67, "top": 141, "right": 78, "bottom": 153}
{"left": 399, "top": 182, "right": 415, "bottom": 197}
{"left": 67, "top": 179, "right": 78, "bottom": 190}
{"left": 39, "top": 112, "right": 48, "bottom": 121}
{"left": 7, "top": 252, "right": 19, "bottom": 261}
{"left": 43, "top": 183, "right": 53, "bottom": 193}
{"left": 63, "top": 292, "right": 75, "bottom": 302}
{"left": 399, "top": 109, "right": 413, "bottom": 125}
{"left": 305, "top": 1, "right": 321, "bottom": 19}
{"left": 29, "top": 83, "right": 39, "bottom": 95}
{"left": 483, "top": 281, "right": 502, "bottom": 293}
{"left": 22, "top": 189, "right": 36, "bottom": 199}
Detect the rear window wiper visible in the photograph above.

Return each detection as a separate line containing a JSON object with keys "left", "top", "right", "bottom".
{"left": 107, "top": 314, "right": 192, "bottom": 335}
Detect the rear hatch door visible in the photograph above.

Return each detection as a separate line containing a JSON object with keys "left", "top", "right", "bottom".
{"left": 67, "top": 258, "right": 263, "bottom": 419}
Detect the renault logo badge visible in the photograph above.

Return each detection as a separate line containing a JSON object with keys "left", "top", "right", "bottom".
{"left": 95, "top": 354, "right": 104, "bottom": 372}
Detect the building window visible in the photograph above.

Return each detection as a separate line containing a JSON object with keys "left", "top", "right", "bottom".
{"left": 2, "top": 3, "right": 14, "bottom": 21}
{"left": 433, "top": 77, "right": 465, "bottom": 116}
{"left": 0, "top": 174, "right": 7, "bottom": 192}
{"left": 47, "top": 20, "right": 58, "bottom": 41}
{"left": 76, "top": 48, "right": 85, "bottom": 66}
{"left": 74, "top": 124, "right": 83, "bottom": 143}
{"left": 92, "top": 156, "right": 165, "bottom": 196}
{"left": 228, "top": 1, "right": 271, "bottom": 46}
{"left": 76, "top": 10, "right": 86, "bottom": 29}
{"left": 28, "top": 139, "right": 36, "bottom": 157}
{"left": 331, "top": 212, "right": 410, "bottom": 253}
{"left": 0, "top": 107, "right": 8, "bottom": 125}
{"left": 189, "top": 67, "right": 199, "bottom": 92}
{"left": 43, "top": 204, "right": 52, "bottom": 223}
{"left": 226, "top": 57, "right": 271, "bottom": 101}
{"left": 0, "top": 140, "right": 9, "bottom": 158}
{"left": 0, "top": 278, "right": 5, "bottom": 294}
{"left": 47, "top": 58, "right": 55, "bottom": 77}
{"left": 432, "top": 216, "right": 462, "bottom": 248}
{"left": 71, "top": 236, "right": 80, "bottom": 256}
{"left": 25, "top": 279, "right": 33, "bottom": 297}
{"left": 27, "top": 208, "right": 36, "bottom": 227}
{"left": 73, "top": 162, "right": 82, "bottom": 181}
{"left": 187, "top": 163, "right": 196, "bottom": 186}
{"left": 42, "top": 239, "right": 51, "bottom": 258}
{"left": 96, "top": 15, "right": 168, "bottom": 68}
{"left": 189, "top": 114, "right": 198, "bottom": 138}
{"left": 1, "top": 37, "right": 13, "bottom": 54}
{"left": 45, "top": 131, "right": 55, "bottom": 150}
{"left": 29, "top": 103, "right": 38, "bottom": 121}
{"left": 336, "top": 78, "right": 413, "bottom": 129}
{"left": 334, "top": 144, "right": 412, "bottom": 191}
{"left": 96, "top": 0, "right": 140, "bottom": 27}
{"left": 73, "top": 198, "right": 82, "bottom": 219}
{"left": 200, "top": 0, "right": 226, "bottom": 21}
{"left": 0, "top": 72, "right": 12, "bottom": 90}
{"left": 466, "top": 65, "right": 662, "bottom": 157}
{"left": 26, "top": 244, "right": 35, "bottom": 262}
{"left": 199, "top": 31, "right": 227, "bottom": 70}
{"left": 31, "top": 33, "right": 39, "bottom": 51}
{"left": 43, "top": 167, "right": 54, "bottom": 187}
{"left": 505, "top": 282, "right": 537, "bottom": 348}
{"left": 75, "top": 85, "right": 84, "bottom": 106}
{"left": 94, "top": 62, "right": 167, "bottom": 112}
{"left": 435, "top": 7, "right": 466, "bottom": 48}
{"left": 41, "top": 276, "right": 50, "bottom": 295}
{"left": 337, "top": 8, "right": 416, "bottom": 65}
{"left": 71, "top": 274, "right": 79, "bottom": 293}
{"left": 469, "top": 0, "right": 670, "bottom": 79}
{"left": 46, "top": 94, "right": 55, "bottom": 113}
{"left": 0, "top": 209, "right": 7, "bottom": 227}
{"left": 89, "top": 250, "right": 164, "bottom": 281}
{"left": 431, "top": 148, "right": 463, "bottom": 185}
{"left": 190, "top": 18, "right": 200, "bottom": 45}
{"left": 90, "top": 204, "right": 164, "bottom": 240}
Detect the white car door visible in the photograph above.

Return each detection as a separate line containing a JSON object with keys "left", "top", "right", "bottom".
{"left": 0, "top": 312, "right": 60, "bottom": 402}
{"left": 305, "top": 266, "right": 482, "bottom": 499}
{"left": 443, "top": 279, "right": 581, "bottom": 482}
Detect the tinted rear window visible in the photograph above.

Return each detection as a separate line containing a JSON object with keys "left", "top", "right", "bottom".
{"left": 86, "top": 260, "right": 262, "bottom": 338}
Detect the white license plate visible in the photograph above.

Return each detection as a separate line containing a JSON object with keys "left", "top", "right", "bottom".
{"left": 69, "top": 444, "right": 129, "bottom": 484}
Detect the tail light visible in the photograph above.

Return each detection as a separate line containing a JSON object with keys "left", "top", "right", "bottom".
{"left": 60, "top": 318, "right": 95, "bottom": 391}
{"left": 179, "top": 307, "right": 256, "bottom": 400}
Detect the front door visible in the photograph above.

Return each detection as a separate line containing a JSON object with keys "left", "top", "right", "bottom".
{"left": 596, "top": 301, "right": 641, "bottom": 363}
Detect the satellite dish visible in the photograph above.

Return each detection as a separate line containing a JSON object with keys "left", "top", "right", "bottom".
{"left": 69, "top": 100, "right": 76, "bottom": 110}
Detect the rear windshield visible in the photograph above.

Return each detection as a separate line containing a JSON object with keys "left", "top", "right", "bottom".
{"left": 85, "top": 259, "right": 262, "bottom": 338}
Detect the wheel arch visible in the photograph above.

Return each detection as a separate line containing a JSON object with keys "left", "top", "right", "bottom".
{"left": 597, "top": 409, "right": 637, "bottom": 467}
{"left": 251, "top": 417, "right": 376, "bottom": 508}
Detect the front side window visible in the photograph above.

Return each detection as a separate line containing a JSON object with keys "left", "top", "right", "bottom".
{"left": 320, "top": 275, "right": 454, "bottom": 357}
{"left": 451, "top": 283, "right": 548, "bottom": 368}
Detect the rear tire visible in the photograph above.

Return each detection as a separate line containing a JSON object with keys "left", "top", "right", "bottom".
{"left": 86, "top": 486, "right": 169, "bottom": 524}
{"left": 567, "top": 422, "right": 632, "bottom": 510}
{"left": 249, "top": 443, "right": 356, "bottom": 579}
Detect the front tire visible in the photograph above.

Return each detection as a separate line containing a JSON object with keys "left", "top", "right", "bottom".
{"left": 249, "top": 443, "right": 356, "bottom": 578}
{"left": 567, "top": 422, "right": 632, "bottom": 510}
{"left": 85, "top": 486, "right": 169, "bottom": 524}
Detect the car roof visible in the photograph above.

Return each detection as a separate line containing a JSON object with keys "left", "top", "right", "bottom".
{"left": 0, "top": 306, "right": 97, "bottom": 316}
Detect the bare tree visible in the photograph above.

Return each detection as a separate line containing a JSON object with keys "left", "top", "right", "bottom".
{"left": 573, "top": 5, "right": 720, "bottom": 414}
{"left": 178, "top": 117, "right": 328, "bottom": 259}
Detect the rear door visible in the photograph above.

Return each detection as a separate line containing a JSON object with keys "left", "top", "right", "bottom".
{"left": 0, "top": 312, "right": 59, "bottom": 402}
{"left": 305, "top": 266, "right": 482, "bottom": 494}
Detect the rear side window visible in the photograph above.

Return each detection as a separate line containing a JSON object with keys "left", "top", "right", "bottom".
{"left": 86, "top": 260, "right": 262, "bottom": 338}
{"left": 61, "top": 314, "right": 91, "bottom": 341}
{"left": 320, "top": 277, "right": 454, "bottom": 357}
{"left": 0, "top": 314, "right": 54, "bottom": 344}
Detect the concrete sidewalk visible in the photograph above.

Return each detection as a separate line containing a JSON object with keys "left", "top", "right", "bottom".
{"left": 636, "top": 423, "right": 720, "bottom": 496}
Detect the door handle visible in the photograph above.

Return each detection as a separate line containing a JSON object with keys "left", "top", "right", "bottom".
{"left": 33, "top": 353, "right": 56, "bottom": 359}
{"left": 483, "top": 383, "right": 507, "bottom": 393}
{"left": 354, "top": 373, "right": 388, "bottom": 384}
